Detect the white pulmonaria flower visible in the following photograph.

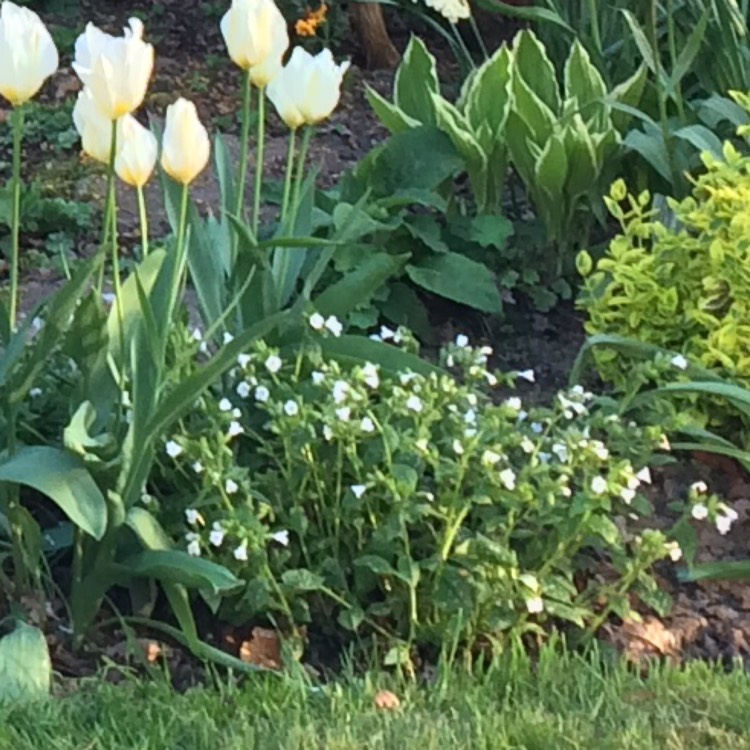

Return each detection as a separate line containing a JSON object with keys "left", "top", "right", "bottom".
{"left": 350, "top": 484, "right": 367, "bottom": 499}
{"left": 219, "top": 397, "right": 233, "bottom": 412}
{"left": 670, "top": 354, "right": 688, "bottom": 370}
{"left": 283, "top": 399, "right": 299, "bottom": 416}
{"left": 236, "top": 381, "right": 251, "bottom": 399}
{"left": 165, "top": 440, "right": 183, "bottom": 458}
{"left": 499, "top": 468, "right": 516, "bottom": 491}
{"left": 309, "top": 312, "right": 325, "bottom": 330}
{"left": 591, "top": 442, "right": 610, "bottom": 461}
{"left": 254, "top": 385, "right": 270, "bottom": 403}
{"left": 192, "top": 327, "right": 203, "bottom": 341}
{"left": 520, "top": 437, "right": 535, "bottom": 454}
{"left": 716, "top": 506, "right": 738, "bottom": 535}
{"left": 464, "top": 409, "right": 477, "bottom": 425}
{"left": 265, "top": 354, "right": 282, "bottom": 373}
{"left": 185, "top": 508, "right": 203, "bottom": 526}
{"left": 227, "top": 420, "right": 244, "bottom": 437}
{"left": 690, "top": 481, "right": 708, "bottom": 494}
{"left": 551, "top": 443, "right": 569, "bottom": 463}
{"left": 233, "top": 540, "right": 249, "bottom": 562}
{"left": 29, "top": 387, "right": 42, "bottom": 398}
{"left": 481, "top": 450, "right": 502, "bottom": 466}
{"left": 455, "top": 334, "right": 469, "bottom": 348}
{"left": 324, "top": 315, "right": 343, "bottom": 337}
{"left": 332, "top": 380, "right": 350, "bottom": 404}
{"left": 225, "top": 478, "right": 239, "bottom": 495}
{"left": 504, "top": 396, "right": 522, "bottom": 412}
{"left": 453, "top": 439, "right": 464, "bottom": 455}
{"left": 590, "top": 476, "right": 608, "bottom": 495}
{"left": 636, "top": 467, "right": 652, "bottom": 484}
{"left": 360, "top": 417, "right": 375, "bottom": 433}
{"left": 525, "top": 596, "right": 544, "bottom": 614}
{"left": 691, "top": 503, "right": 709, "bottom": 520}
{"left": 406, "top": 395, "right": 423, "bottom": 413}
{"left": 379, "top": 325, "right": 395, "bottom": 341}
{"left": 531, "top": 422, "right": 544, "bottom": 435}
{"left": 209, "top": 522, "right": 226, "bottom": 548}
{"left": 232, "top": 408, "right": 242, "bottom": 419}
{"left": 517, "top": 369, "right": 535, "bottom": 383}
{"left": 323, "top": 424, "right": 334, "bottom": 441}
{"left": 312, "top": 370, "right": 325, "bottom": 385}
{"left": 620, "top": 487, "right": 636, "bottom": 505}
{"left": 335, "top": 406, "right": 351, "bottom": 422}
{"left": 186, "top": 534, "right": 201, "bottom": 557}
{"left": 361, "top": 362, "right": 379, "bottom": 389}
{"left": 665, "top": 541, "right": 682, "bottom": 562}
{"left": 237, "top": 353, "right": 252, "bottom": 369}
{"left": 192, "top": 460, "right": 204, "bottom": 474}
{"left": 271, "top": 529, "right": 290, "bottom": 546}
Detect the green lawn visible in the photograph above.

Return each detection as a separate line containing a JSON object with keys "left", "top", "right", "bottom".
{"left": 3, "top": 648, "right": 750, "bottom": 749}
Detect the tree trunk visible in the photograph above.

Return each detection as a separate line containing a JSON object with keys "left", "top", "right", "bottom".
{"left": 350, "top": 3, "right": 400, "bottom": 70}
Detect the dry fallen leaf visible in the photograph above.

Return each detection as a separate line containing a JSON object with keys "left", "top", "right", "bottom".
{"left": 239, "top": 627, "right": 282, "bottom": 670}
{"left": 374, "top": 690, "right": 401, "bottom": 710}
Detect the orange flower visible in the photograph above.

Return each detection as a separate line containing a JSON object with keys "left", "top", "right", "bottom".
{"left": 295, "top": 3, "right": 327, "bottom": 37}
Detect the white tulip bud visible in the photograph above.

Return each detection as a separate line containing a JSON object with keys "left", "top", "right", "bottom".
{"left": 160, "top": 98, "right": 210, "bottom": 185}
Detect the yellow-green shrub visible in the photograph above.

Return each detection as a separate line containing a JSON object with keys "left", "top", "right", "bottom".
{"left": 578, "top": 132, "right": 750, "bottom": 425}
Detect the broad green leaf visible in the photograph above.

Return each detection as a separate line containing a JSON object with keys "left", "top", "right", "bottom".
{"left": 405, "top": 252, "right": 503, "bottom": 313}
{"left": 0, "top": 446, "right": 106, "bottom": 540}
{"left": 468, "top": 214, "right": 513, "bottom": 249}
{"left": 512, "top": 29, "right": 561, "bottom": 115}
{"left": 314, "top": 253, "right": 407, "bottom": 320}
{"left": 380, "top": 282, "right": 432, "bottom": 341}
{"left": 281, "top": 569, "right": 325, "bottom": 591}
{"left": 394, "top": 36, "right": 440, "bottom": 125}
{"left": 368, "top": 126, "right": 463, "bottom": 196}
{"left": 117, "top": 549, "right": 241, "bottom": 594}
{"left": 320, "top": 335, "right": 443, "bottom": 376}
{"left": 405, "top": 215, "right": 449, "bottom": 254}
{"left": 365, "top": 86, "right": 422, "bottom": 134}
{"left": 680, "top": 560, "right": 750, "bottom": 582}
{"left": 354, "top": 555, "right": 398, "bottom": 576}
{"left": 0, "top": 624, "right": 50, "bottom": 703}
{"left": 562, "top": 117, "right": 599, "bottom": 200}
{"left": 64, "top": 401, "right": 111, "bottom": 455}
{"left": 126, "top": 506, "right": 174, "bottom": 549}
{"left": 624, "top": 127, "right": 673, "bottom": 182}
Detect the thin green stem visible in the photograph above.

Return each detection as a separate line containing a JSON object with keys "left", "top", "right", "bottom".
{"left": 9, "top": 106, "right": 24, "bottom": 331}
{"left": 280, "top": 127, "right": 298, "bottom": 227}
{"left": 288, "top": 126, "right": 313, "bottom": 235}
{"left": 236, "top": 70, "right": 252, "bottom": 222}
{"left": 96, "top": 146, "right": 116, "bottom": 293}
{"left": 468, "top": 16, "right": 489, "bottom": 61}
{"left": 108, "top": 120, "right": 125, "bottom": 372}
{"left": 137, "top": 185, "right": 149, "bottom": 259}
{"left": 252, "top": 87, "right": 266, "bottom": 237}
{"left": 587, "top": 0, "right": 602, "bottom": 61}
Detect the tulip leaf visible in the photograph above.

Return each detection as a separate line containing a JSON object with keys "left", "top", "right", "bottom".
{"left": 0, "top": 446, "right": 107, "bottom": 540}
{"left": 0, "top": 623, "right": 51, "bottom": 704}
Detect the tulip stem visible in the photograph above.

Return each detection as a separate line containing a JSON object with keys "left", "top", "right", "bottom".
{"left": 252, "top": 87, "right": 266, "bottom": 237}
{"left": 137, "top": 185, "right": 149, "bottom": 259}
{"left": 236, "top": 69, "right": 252, "bottom": 226}
{"left": 9, "top": 106, "right": 24, "bottom": 331}
{"left": 97, "top": 147, "right": 116, "bottom": 294}
{"left": 108, "top": 121, "right": 125, "bottom": 378}
{"left": 289, "top": 126, "right": 313, "bottom": 235}
{"left": 280, "top": 127, "right": 297, "bottom": 229}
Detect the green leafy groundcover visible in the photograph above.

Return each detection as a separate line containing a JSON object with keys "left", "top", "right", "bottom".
{"left": 3, "top": 647, "right": 750, "bottom": 749}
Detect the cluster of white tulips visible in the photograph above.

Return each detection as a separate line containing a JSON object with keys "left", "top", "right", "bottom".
{"left": 0, "top": 0, "right": 349, "bottom": 324}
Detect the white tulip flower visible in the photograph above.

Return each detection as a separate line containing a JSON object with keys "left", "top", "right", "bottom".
{"left": 0, "top": 1, "right": 58, "bottom": 106}
{"left": 160, "top": 98, "right": 211, "bottom": 185}
{"left": 73, "top": 87, "right": 128, "bottom": 163}
{"left": 115, "top": 115, "right": 157, "bottom": 187}
{"left": 267, "top": 47, "right": 350, "bottom": 129}
{"left": 73, "top": 18, "right": 154, "bottom": 120}
{"left": 220, "top": 0, "right": 289, "bottom": 87}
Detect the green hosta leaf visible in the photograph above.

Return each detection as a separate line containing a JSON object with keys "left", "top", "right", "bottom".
{"left": 281, "top": 569, "right": 325, "bottom": 592}
{"left": 366, "top": 86, "right": 422, "bottom": 134}
{"left": 464, "top": 44, "right": 512, "bottom": 140}
{"left": 0, "top": 446, "right": 106, "bottom": 540}
{"left": 0, "top": 623, "right": 50, "bottom": 704}
{"left": 405, "top": 252, "right": 503, "bottom": 313}
{"left": 394, "top": 36, "right": 440, "bottom": 124}
{"left": 509, "top": 68, "right": 557, "bottom": 144}
{"left": 512, "top": 29, "right": 561, "bottom": 115}
{"left": 535, "top": 131, "right": 568, "bottom": 203}
{"left": 564, "top": 39, "right": 608, "bottom": 128}
{"left": 562, "top": 117, "right": 599, "bottom": 200}
{"left": 118, "top": 550, "right": 241, "bottom": 594}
